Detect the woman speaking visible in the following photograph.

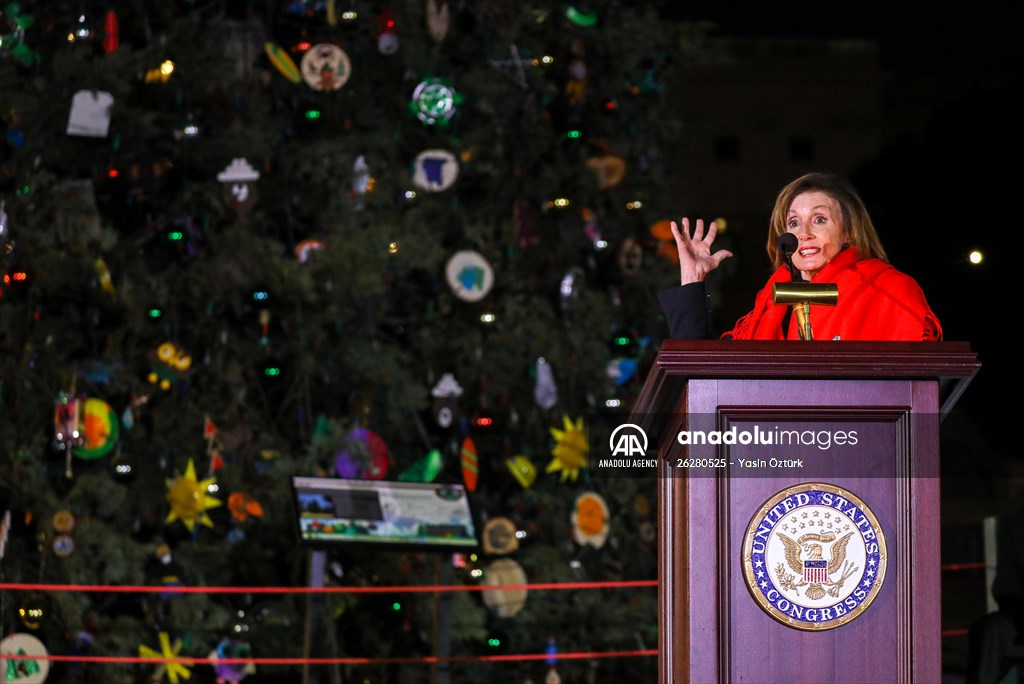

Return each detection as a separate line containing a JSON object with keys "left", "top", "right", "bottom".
{"left": 658, "top": 172, "right": 942, "bottom": 341}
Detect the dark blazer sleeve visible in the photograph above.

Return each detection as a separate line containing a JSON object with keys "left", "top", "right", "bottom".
{"left": 657, "top": 282, "right": 715, "bottom": 340}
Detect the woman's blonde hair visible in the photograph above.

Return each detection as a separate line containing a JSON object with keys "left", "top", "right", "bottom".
{"left": 766, "top": 172, "right": 888, "bottom": 269}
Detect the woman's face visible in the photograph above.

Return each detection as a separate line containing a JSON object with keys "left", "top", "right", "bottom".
{"left": 785, "top": 191, "right": 848, "bottom": 280}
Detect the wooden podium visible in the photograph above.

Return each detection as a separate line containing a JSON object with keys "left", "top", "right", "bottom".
{"left": 630, "top": 341, "right": 980, "bottom": 684}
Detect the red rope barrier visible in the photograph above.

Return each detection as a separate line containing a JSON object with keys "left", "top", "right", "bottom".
{"left": 0, "top": 579, "right": 657, "bottom": 594}
{"left": 0, "top": 649, "right": 658, "bottom": 667}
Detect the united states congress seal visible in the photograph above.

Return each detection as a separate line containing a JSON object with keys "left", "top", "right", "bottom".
{"left": 742, "top": 482, "right": 887, "bottom": 631}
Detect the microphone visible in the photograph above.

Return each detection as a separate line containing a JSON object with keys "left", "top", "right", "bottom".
{"left": 778, "top": 233, "right": 803, "bottom": 283}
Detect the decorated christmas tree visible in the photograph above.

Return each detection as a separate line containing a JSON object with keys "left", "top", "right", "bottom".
{"left": 1, "top": 1, "right": 700, "bottom": 682}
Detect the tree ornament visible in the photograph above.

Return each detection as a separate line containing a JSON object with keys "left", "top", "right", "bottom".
{"left": 263, "top": 42, "right": 302, "bottom": 83}
{"left": 409, "top": 77, "right": 461, "bottom": 126}
{"left": 16, "top": 596, "right": 44, "bottom": 629}
{"left": 533, "top": 357, "right": 558, "bottom": 409}
{"left": 351, "top": 154, "right": 374, "bottom": 200}
{"left": 481, "top": 558, "right": 528, "bottom": 617}
{"left": 398, "top": 448, "right": 443, "bottom": 483}
{"left": 376, "top": 9, "right": 398, "bottom": 55}
{"left": 565, "top": 57, "right": 587, "bottom": 106}
{"left": 504, "top": 455, "right": 536, "bottom": 488}
{"left": 101, "top": 9, "right": 118, "bottom": 53}
{"left": 0, "top": 632, "right": 49, "bottom": 683}
{"left": 138, "top": 631, "right": 191, "bottom": 684}
{"left": 445, "top": 250, "right": 494, "bottom": 302}
{"left": 210, "top": 638, "right": 255, "bottom": 683}
{"left": 295, "top": 238, "right": 325, "bottom": 265}
{"left": 412, "top": 148, "right": 459, "bottom": 192}
{"left": 74, "top": 397, "right": 120, "bottom": 459}
{"left": 217, "top": 158, "right": 260, "bottom": 212}
{"left": 546, "top": 415, "right": 588, "bottom": 482}
{"left": 617, "top": 237, "right": 643, "bottom": 275}
{"left": 482, "top": 516, "right": 519, "bottom": 555}
{"left": 649, "top": 219, "right": 678, "bottom": 263}
{"left": 165, "top": 458, "right": 222, "bottom": 531}
{"left": 564, "top": 4, "right": 598, "bottom": 27}
{"left": 585, "top": 155, "right": 626, "bottom": 190}
{"left": 334, "top": 427, "right": 389, "bottom": 479}
{"left": 300, "top": 43, "right": 351, "bottom": 91}
{"left": 431, "top": 373, "right": 463, "bottom": 428}
{"left": 571, "top": 491, "right": 609, "bottom": 548}
{"left": 52, "top": 391, "right": 85, "bottom": 452}
{"left": 425, "top": 0, "right": 449, "bottom": 42}
{"left": 0, "top": 2, "right": 39, "bottom": 66}
{"left": 460, "top": 436, "right": 478, "bottom": 491}
{"left": 149, "top": 342, "right": 193, "bottom": 390}
{"left": 66, "top": 90, "right": 113, "bottom": 138}
{"left": 227, "top": 492, "right": 264, "bottom": 522}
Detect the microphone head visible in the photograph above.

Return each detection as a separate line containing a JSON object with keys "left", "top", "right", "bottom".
{"left": 778, "top": 232, "right": 798, "bottom": 258}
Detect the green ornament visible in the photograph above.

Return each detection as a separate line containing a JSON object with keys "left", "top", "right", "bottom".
{"left": 409, "top": 78, "right": 462, "bottom": 126}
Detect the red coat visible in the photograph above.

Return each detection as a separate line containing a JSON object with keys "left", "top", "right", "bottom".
{"left": 726, "top": 247, "right": 942, "bottom": 341}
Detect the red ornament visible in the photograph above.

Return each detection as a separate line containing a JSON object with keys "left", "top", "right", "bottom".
{"left": 102, "top": 10, "right": 119, "bottom": 54}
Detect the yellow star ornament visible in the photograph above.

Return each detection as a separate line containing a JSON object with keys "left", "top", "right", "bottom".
{"left": 166, "top": 458, "right": 222, "bottom": 531}
{"left": 139, "top": 630, "right": 192, "bottom": 683}
{"left": 546, "top": 414, "right": 588, "bottom": 482}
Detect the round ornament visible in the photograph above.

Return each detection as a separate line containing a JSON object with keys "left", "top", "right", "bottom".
{"left": 75, "top": 398, "right": 120, "bottom": 459}
{"left": 334, "top": 427, "right": 389, "bottom": 480}
{"left": 571, "top": 491, "right": 609, "bottom": 548}
{"left": 300, "top": 43, "right": 352, "bottom": 91}
{"left": 482, "top": 517, "right": 519, "bottom": 555}
{"left": 217, "top": 158, "right": 260, "bottom": 212}
{"left": 52, "top": 510, "right": 75, "bottom": 533}
{"left": 410, "top": 78, "right": 459, "bottom": 125}
{"left": 445, "top": 250, "right": 494, "bottom": 302}
{"left": 412, "top": 149, "right": 459, "bottom": 192}
{"left": 52, "top": 534, "right": 75, "bottom": 557}
{"left": 481, "top": 558, "right": 528, "bottom": 618}
{"left": 0, "top": 632, "right": 49, "bottom": 683}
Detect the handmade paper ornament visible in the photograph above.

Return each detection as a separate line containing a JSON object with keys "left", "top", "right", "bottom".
{"left": 217, "top": 158, "right": 259, "bottom": 212}
{"left": 0, "top": 3, "right": 39, "bottom": 66}
{"left": 300, "top": 43, "right": 351, "bottom": 91}
{"left": 264, "top": 42, "right": 302, "bottom": 83}
{"left": 571, "top": 491, "right": 609, "bottom": 548}
{"left": 210, "top": 637, "right": 255, "bottom": 683}
{"left": 481, "top": 558, "right": 527, "bottom": 617}
{"left": 74, "top": 397, "right": 119, "bottom": 459}
{"left": 376, "top": 9, "right": 399, "bottom": 55}
{"left": 16, "top": 596, "right": 44, "bottom": 630}
{"left": 565, "top": 58, "right": 587, "bottom": 106}
{"left": 334, "top": 427, "right": 389, "bottom": 479}
{"left": 139, "top": 631, "right": 191, "bottom": 684}
{"left": 460, "top": 436, "right": 478, "bottom": 491}
{"left": 294, "top": 239, "right": 325, "bottom": 265}
{"left": 546, "top": 415, "right": 588, "bottom": 482}
{"left": 412, "top": 149, "right": 459, "bottom": 191}
{"left": 445, "top": 250, "right": 494, "bottom": 302}
{"left": 534, "top": 357, "right": 558, "bottom": 409}
{"left": 398, "top": 448, "right": 443, "bottom": 483}
{"left": 505, "top": 455, "right": 536, "bottom": 488}
{"left": 585, "top": 155, "right": 626, "bottom": 190}
{"left": 351, "top": 155, "right": 373, "bottom": 197}
{"left": 227, "top": 492, "right": 264, "bottom": 522}
{"left": 0, "top": 632, "right": 49, "bottom": 683}
{"left": 148, "top": 342, "right": 192, "bottom": 390}
{"left": 66, "top": 90, "right": 113, "bottom": 138}
{"left": 564, "top": 4, "right": 599, "bottom": 27}
{"left": 431, "top": 372, "right": 463, "bottom": 428}
{"left": 425, "top": 0, "right": 450, "bottom": 42}
{"left": 53, "top": 392, "right": 85, "bottom": 452}
{"left": 410, "top": 77, "right": 460, "bottom": 125}
{"left": 482, "top": 517, "right": 519, "bottom": 555}
{"left": 165, "top": 459, "right": 222, "bottom": 531}
{"left": 102, "top": 9, "right": 118, "bottom": 53}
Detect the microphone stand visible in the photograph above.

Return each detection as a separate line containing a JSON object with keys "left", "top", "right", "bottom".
{"left": 775, "top": 237, "right": 838, "bottom": 340}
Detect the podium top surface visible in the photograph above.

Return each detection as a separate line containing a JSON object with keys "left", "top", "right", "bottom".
{"left": 635, "top": 340, "right": 980, "bottom": 417}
